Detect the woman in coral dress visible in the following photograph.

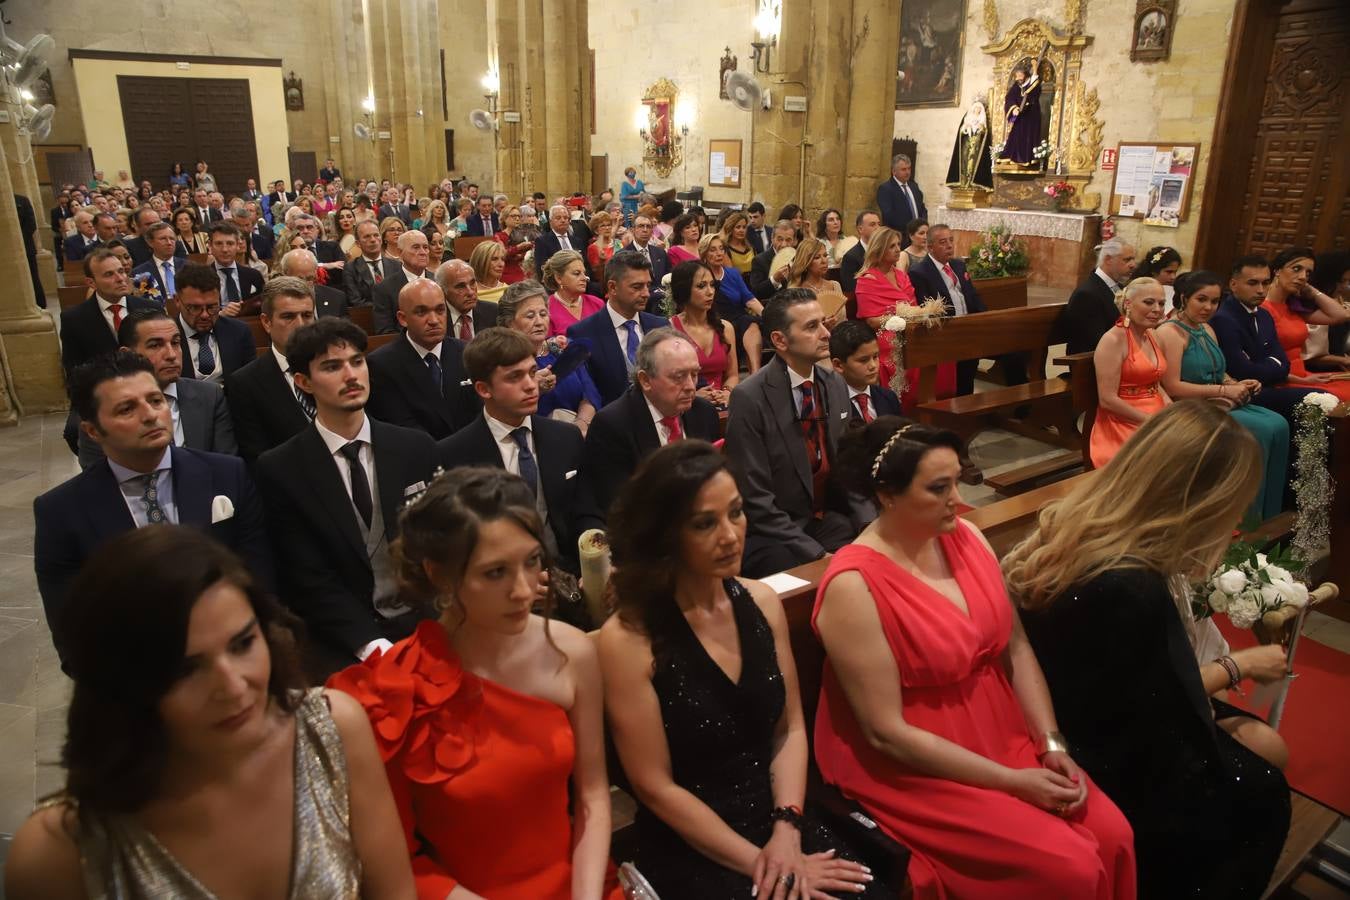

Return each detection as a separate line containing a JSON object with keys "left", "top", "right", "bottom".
{"left": 330, "top": 469, "right": 623, "bottom": 900}
{"left": 813, "top": 419, "right": 1136, "bottom": 900}
{"left": 1089, "top": 278, "right": 1170, "bottom": 468}
{"left": 1263, "top": 246, "right": 1350, "bottom": 401}
{"left": 854, "top": 226, "right": 956, "bottom": 412}
{"left": 543, "top": 250, "right": 606, "bottom": 338}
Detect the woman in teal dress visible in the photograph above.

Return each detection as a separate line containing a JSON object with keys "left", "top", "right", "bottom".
{"left": 1157, "top": 271, "right": 1289, "bottom": 523}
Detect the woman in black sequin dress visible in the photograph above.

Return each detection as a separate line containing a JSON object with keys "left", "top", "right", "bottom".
{"left": 597, "top": 441, "right": 884, "bottom": 899}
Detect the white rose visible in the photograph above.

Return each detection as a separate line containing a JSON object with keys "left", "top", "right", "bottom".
{"left": 883, "top": 316, "right": 906, "bottom": 333}
{"left": 1259, "top": 583, "right": 1281, "bottom": 610}
{"left": 1256, "top": 553, "right": 1269, "bottom": 569}
{"left": 1302, "top": 392, "right": 1340, "bottom": 414}
{"left": 1207, "top": 588, "right": 1229, "bottom": 613}
{"left": 1215, "top": 569, "right": 1247, "bottom": 594}
{"left": 1227, "top": 594, "right": 1261, "bottom": 629}
{"left": 1274, "top": 578, "right": 1309, "bottom": 608}
{"left": 1265, "top": 564, "right": 1293, "bottom": 585}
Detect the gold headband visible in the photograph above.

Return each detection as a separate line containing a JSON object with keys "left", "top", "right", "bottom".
{"left": 871, "top": 424, "right": 919, "bottom": 479}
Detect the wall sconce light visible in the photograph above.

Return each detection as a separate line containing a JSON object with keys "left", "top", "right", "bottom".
{"left": 751, "top": 0, "right": 780, "bottom": 74}
{"left": 635, "top": 105, "right": 649, "bottom": 141}
{"left": 361, "top": 94, "right": 376, "bottom": 113}
{"left": 480, "top": 70, "right": 500, "bottom": 96}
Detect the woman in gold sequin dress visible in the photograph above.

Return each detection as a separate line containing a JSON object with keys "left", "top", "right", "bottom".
{"left": 3, "top": 526, "right": 414, "bottom": 900}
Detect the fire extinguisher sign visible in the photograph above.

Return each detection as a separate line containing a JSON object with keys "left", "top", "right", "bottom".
{"left": 1101, "top": 149, "right": 1118, "bottom": 171}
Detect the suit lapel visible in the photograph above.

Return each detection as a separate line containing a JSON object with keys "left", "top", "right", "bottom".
{"left": 530, "top": 418, "right": 565, "bottom": 512}
{"left": 85, "top": 463, "right": 135, "bottom": 537}
{"left": 817, "top": 366, "right": 848, "bottom": 450}
{"left": 176, "top": 381, "right": 206, "bottom": 447}
{"left": 169, "top": 446, "right": 212, "bottom": 526}
{"left": 300, "top": 427, "right": 367, "bottom": 557}
{"left": 626, "top": 391, "right": 661, "bottom": 457}
{"left": 370, "top": 423, "right": 409, "bottom": 541}
{"left": 765, "top": 359, "right": 812, "bottom": 494}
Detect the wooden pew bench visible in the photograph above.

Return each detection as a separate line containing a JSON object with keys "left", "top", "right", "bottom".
{"left": 906, "top": 304, "right": 1082, "bottom": 494}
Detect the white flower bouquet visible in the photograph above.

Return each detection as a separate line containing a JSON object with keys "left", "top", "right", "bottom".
{"left": 1193, "top": 542, "right": 1308, "bottom": 629}
{"left": 881, "top": 297, "right": 948, "bottom": 396}
{"left": 1301, "top": 391, "right": 1341, "bottom": 415}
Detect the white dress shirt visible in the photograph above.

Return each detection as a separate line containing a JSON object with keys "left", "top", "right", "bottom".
{"left": 315, "top": 414, "right": 375, "bottom": 508}
{"left": 553, "top": 229, "right": 573, "bottom": 252}
{"left": 108, "top": 447, "right": 177, "bottom": 527}
{"left": 607, "top": 303, "right": 644, "bottom": 347}
{"left": 937, "top": 260, "right": 969, "bottom": 316}
{"left": 96, "top": 294, "right": 126, "bottom": 336}
{"left": 402, "top": 266, "right": 426, "bottom": 284}
{"left": 1095, "top": 267, "right": 1121, "bottom": 294}
{"left": 449, "top": 308, "right": 476, "bottom": 340}
{"left": 163, "top": 381, "right": 185, "bottom": 446}
{"left": 179, "top": 315, "right": 223, "bottom": 383}
{"left": 848, "top": 385, "right": 872, "bottom": 421}
{"left": 485, "top": 412, "right": 534, "bottom": 474}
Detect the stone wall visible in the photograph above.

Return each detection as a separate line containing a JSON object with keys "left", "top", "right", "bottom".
{"left": 894, "top": 0, "right": 1235, "bottom": 265}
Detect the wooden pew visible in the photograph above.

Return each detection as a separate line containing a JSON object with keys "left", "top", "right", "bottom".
{"left": 350, "top": 305, "right": 374, "bottom": 334}
{"left": 58, "top": 285, "right": 89, "bottom": 310}
{"left": 906, "top": 304, "right": 1082, "bottom": 494}
{"left": 1054, "top": 351, "right": 1098, "bottom": 468}
{"left": 240, "top": 315, "right": 268, "bottom": 349}
{"left": 453, "top": 236, "right": 491, "bottom": 261}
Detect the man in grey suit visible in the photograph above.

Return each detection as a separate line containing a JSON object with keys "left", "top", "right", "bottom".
{"left": 79, "top": 310, "right": 236, "bottom": 468}
{"left": 724, "top": 288, "right": 874, "bottom": 577}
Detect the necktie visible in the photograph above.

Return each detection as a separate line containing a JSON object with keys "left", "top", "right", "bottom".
{"left": 901, "top": 182, "right": 916, "bottom": 217}
{"left": 559, "top": 233, "right": 571, "bottom": 251}
{"left": 457, "top": 314, "right": 473, "bottom": 341}
{"left": 622, "top": 320, "right": 639, "bottom": 366}
{"left": 339, "top": 441, "right": 373, "bottom": 529}
{"left": 855, "top": 393, "right": 871, "bottom": 423}
{"left": 370, "top": 259, "right": 383, "bottom": 284}
{"left": 511, "top": 427, "right": 539, "bottom": 496}
{"left": 109, "top": 303, "right": 123, "bottom": 334}
{"left": 295, "top": 383, "right": 316, "bottom": 419}
{"left": 222, "top": 268, "right": 240, "bottom": 302}
{"left": 193, "top": 332, "right": 215, "bottom": 375}
{"left": 136, "top": 472, "right": 166, "bottom": 524}
{"left": 425, "top": 351, "right": 444, "bottom": 396}
{"left": 162, "top": 261, "right": 176, "bottom": 297}
{"left": 660, "top": 415, "right": 683, "bottom": 443}
{"left": 798, "top": 381, "right": 823, "bottom": 472}
{"left": 484, "top": 216, "right": 492, "bottom": 233}
{"left": 943, "top": 262, "right": 958, "bottom": 285}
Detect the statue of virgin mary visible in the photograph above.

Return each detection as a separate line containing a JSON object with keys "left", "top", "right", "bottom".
{"left": 945, "top": 98, "right": 994, "bottom": 190}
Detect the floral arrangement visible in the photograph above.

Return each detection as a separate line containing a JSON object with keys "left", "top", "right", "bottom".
{"left": 130, "top": 272, "right": 164, "bottom": 307}
{"left": 544, "top": 334, "right": 569, "bottom": 357}
{"left": 1292, "top": 392, "right": 1340, "bottom": 565}
{"left": 881, "top": 297, "right": 948, "bottom": 396}
{"left": 964, "top": 222, "right": 1030, "bottom": 279}
{"left": 1032, "top": 140, "right": 1053, "bottom": 160}
{"left": 1043, "top": 180, "right": 1076, "bottom": 211}
{"left": 1192, "top": 542, "right": 1308, "bottom": 629}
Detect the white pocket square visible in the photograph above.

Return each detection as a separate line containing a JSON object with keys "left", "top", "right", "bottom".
{"left": 839, "top": 411, "right": 848, "bottom": 419}
{"left": 210, "top": 495, "right": 235, "bottom": 523}
{"left": 459, "top": 379, "right": 472, "bottom": 387}
{"left": 404, "top": 481, "right": 427, "bottom": 497}
{"left": 565, "top": 469, "right": 577, "bottom": 480}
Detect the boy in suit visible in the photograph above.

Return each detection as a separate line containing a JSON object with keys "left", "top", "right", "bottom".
{"left": 829, "top": 320, "right": 902, "bottom": 424}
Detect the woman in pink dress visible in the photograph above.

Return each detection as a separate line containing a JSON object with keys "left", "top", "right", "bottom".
{"left": 813, "top": 419, "right": 1136, "bottom": 900}
{"left": 542, "top": 249, "right": 605, "bottom": 337}
{"left": 670, "top": 259, "right": 737, "bottom": 406}
{"left": 1089, "top": 278, "right": 1171, "bottom": 468}
{"left": 1263, "top": 246, "right": 1350, "bottom": 401}
{"left": 854, "top": 226, "right": 956, "bottom": 411}
{"left": 666, "top": 212, "right": 703, "bottom": 266}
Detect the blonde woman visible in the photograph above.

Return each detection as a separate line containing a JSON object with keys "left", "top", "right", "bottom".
{"left": 1004, "top": 399, "right": 1291, "bottom": 900}
{"left": 719, "top": 211, "right": 756, "bottom": 274}
{"left": 542, "top": 249, "right": 604, "bottom": 337}
{"left": 422, "top": 199, "right": 452, "bottom": 241}
{"left": 788, "top": 237, "right": 845, "bottom": 316}
{"left": 471, "top": 239, "right": 509, "bottom": 303}
{"left": 270, "top": 228, "right": 309, "bottom": 276}
{"left": 378, "top": 217, "right": 406, "bottom": 260}
{"left": 1089, "top": 277, "right": 1171, "bottom": 468}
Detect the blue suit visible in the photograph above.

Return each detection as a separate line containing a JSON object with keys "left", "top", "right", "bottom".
{"left": 33, "top": 446, "right": 272, "bottom": 666}
{"left": 848, "top": 384, "right": 902, "bottom": 424}
{"left": 566, "top": 307, "right": 669, "bottom": 407}
{"left": 1210, "top": 294, "right": 1313, "bottom": 420}
{"left": 131, "top": 255, "right": 186, "bottom": 300}
{"left": 176, "top": 314, "right": 258, "bottom": 381}
{"left": 875, "top": 177, "right": 926, "bottom": 245}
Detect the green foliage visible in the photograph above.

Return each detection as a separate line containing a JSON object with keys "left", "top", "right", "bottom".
{"left": 965, "top": 223, "right": 1030, "bottom": 279}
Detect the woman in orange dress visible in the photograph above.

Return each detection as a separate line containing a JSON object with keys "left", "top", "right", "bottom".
{"left": 330, "top": 468, "right": 623, "bottom": 900}
{"left": 1262, "top": 246, "right": 1350, "bottom": 401}
{"left": 1089, "top": 277, "right": 1171, "bottom": 468}
{"left": 854, "top": 226, "right": 956, "bottom": 412}
{"left": 813, "top": 419, "right": 1136, "bottom": 899}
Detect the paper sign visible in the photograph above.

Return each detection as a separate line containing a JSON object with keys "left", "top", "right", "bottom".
{"left": 760, "top": 573, "right": 812, "bottom": 595}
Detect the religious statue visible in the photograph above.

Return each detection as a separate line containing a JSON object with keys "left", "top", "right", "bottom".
{"left": 946, "top": 98, "right": 994, "bottom": 191}
{"left": 998, "top": 60, "right": 1041, "bottom": 166}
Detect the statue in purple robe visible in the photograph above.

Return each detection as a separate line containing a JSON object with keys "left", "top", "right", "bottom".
{"left": 999, "top": 62, "right": 1042, "bottom": 166}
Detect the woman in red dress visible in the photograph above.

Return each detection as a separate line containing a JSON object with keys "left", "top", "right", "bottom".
{"left": 330, "top": 468, "right": 623, "bottom": 900}
{"left": 1262, "top": 246, "right": 1350, "bottom": 402}
{"left": 854, "top": 226, "right": 956, "bottom": 411}
{"left": 1089, "top": 278, "right": 1171, "bottom": 468}
{"left": 493, "top": 205, "right": 530, "bottom": 284}
{"left": 812, "top": 419, "right": 1136, "bottom": 899}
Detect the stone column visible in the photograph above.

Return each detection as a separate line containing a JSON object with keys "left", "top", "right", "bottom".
{"left": 1, "top": 99, "right": 57, "bottom": 308}
{"left": 0, "top": 122, "right": 66, "bottom": 416}
{"left": 841, "top": 0, "right": 899, "bottom": 220}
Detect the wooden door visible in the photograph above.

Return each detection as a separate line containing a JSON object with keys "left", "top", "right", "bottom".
{"left": 1196, "top": 0, "right": 1350, "bottom": 267}
{"left": 43, "top": 150, "right": 94, "bottom": 192}
{"left": 289, "top": 150, "right": 318, "bottom": 185}
{"left": 591, "top": 154, "right": 608, "bottom": 196}
{"left": 187, "top": 78, "right": 259, "bottom": 195}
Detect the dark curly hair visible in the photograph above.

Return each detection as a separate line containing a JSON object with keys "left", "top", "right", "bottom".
{"left": 59, "top": 525, "right": 303, "bottom": 815}
{"left": 835, "top": 416, "right": 965, "bottom": 498}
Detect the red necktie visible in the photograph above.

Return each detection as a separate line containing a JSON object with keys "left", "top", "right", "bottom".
{"left": 855, "top": 393, "right": 871, "bottom": 423}
{"left": 661, "top": 415, "right": 683, "bottom": 443}
{"left": 943, "top": 262, "right": 958, "bottom": 284}
{"left": 458, "top": 315, "right": 473, "bottom": 341}
{"left": 799, "top": 381, "right": 822, "bottom": 472}
{"left": 109, "top": 303, "right": 123, "bottom": 333}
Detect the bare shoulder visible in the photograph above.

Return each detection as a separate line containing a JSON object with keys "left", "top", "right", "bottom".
{"left": 738, "top": 577, "right": 788, "bottom": 626}
{"left": 6, "top": 802, "right": 88, "bottom": 900}
{"left": 538, "top": 616, "right": 597, "bottom": 669}
{"left": 595, "top": 612, "right": 653, "bottom": 669}
{"left": 956, "top": 519, "right": 998, "bottom": 559}
{"left": 322, "top": 687, "right": 372, "bottom": 739}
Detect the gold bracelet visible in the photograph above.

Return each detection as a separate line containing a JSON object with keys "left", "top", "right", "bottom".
{"left": 1035, "top": 730, "right": 1069, "bottom": 758}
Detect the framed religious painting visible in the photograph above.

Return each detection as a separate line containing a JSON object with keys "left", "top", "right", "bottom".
{"left": 896, "top": 0, "right": 967, "bottom": 109}
{"left": 1130, "top": 0, "right": 1176, "bottom": 63}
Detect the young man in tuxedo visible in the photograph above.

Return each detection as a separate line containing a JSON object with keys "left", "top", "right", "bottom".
{"left": 174, "top": 262, "right": 256, "bottom": 385}
{"left": 36, "top": 352, "right": 270, "bottom": 666}
{"left": 829, "top": 320, "right": 901, "bottom": 425}
{"left": 437, "top": 259, "right": 499, "bottom": 342}
{"left": 366, "top": 279, "right": 481, "bottom": 439}
{"left": 438, "top": 327, "right": 596, "bottom": 571}
{"left": 838, "top": 210, "right": 880, "bottom": 295}
{"left": 1056, "top": 240, "right": 1137, "bottom": 354}
{"left": 875, "top": 153, "right": 926, "bottom": 245}
{"left": 372, "top": 230, "right": 433, "bottom": 334}
{"left": 207, "top": 223, "right": 264, "bottom": 317}
{"left": 78, "top": 310, "right": 236, "bottom": 467}
{"left": 579, "top": 328, "right": 720, "bottom": 527}
{"left": 225, "top": 277, "right": 318, "bottom": 465}
{"left": 567, "top": 251, "right": 668, "bottom": 406}
{"left": 256, "top": 317, "right": 438, "bottom": 677}
{"left": 130, "top": 222, "right": 185, "bottom": 300}
{"left": 345, "top": 220, "right": 396, "bottom": 309}
{"left": 745, "top": 202, "right": 773, "bottom": 255}
{"left": 724, "top": 289, "right": 874, "bottom": 577}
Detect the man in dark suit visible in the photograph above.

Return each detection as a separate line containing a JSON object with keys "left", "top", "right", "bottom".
{"left": 279, "top": 248, "right": 348, "bottom": 318}
{"left": 875, "top": 154, "right": 926, "bottom": 247}
{"left": 36, "top": 352, "right": 270, "bottom": 665}
{"left": 225, "top": 277, "right": 318, "bottom": 465}
{"left": 207, "top": 223, "right": 265, "bottom": 317}
{"left": 130, "top": 222, "right": 186, "bottom": 300}
{"left": 567, "top": 252, "right": 668, "bottom": 406}
{"left": 63, "top": 211, "right": 100, "bottom": 263}
{"left": 241, "top": 178, "right": 264, "bottom": 202}
{"left": 534, "top": 204, "right": 588, "bottom": 273}
{"left": 1055, "top": 240, "right": 1137, "bottom": 354}
{"left": 437, "top": 259, "right": 499, "bottom": 341}
{"left": 465, "top": 196, "right": 501, "bottom": 237}
{"left": 366, "top": 279, "right": 481, "bottom": 439}
{"left": 372, "top": 230, "right": 434, "bottom": 334}
{"left": 60, "top": 250, "right": 159, "bottom": 378}
{"left": 267, "top": 179, "right": 296, "bottom": 208}
{"left": 174, "top": 262, "right": 256, "bottom": 385}
{"left": 318, "top": 159, "right": 342, "bottom": 183}
{"left": 345, "top": 220, "right": 397, "bottom": 309}
{"left": 838, "top": 210, "right": 880, "bottom": 295}
{"left": 233, "top": 203, "right": 275, "bottom": 262}
{"left": 292, "top": 213, "right": 346, "bottom": 287}
{"left": 579, "top": 328, "right": 720, "bottom": 527}
{"left": 378, "top": 188, "right": 415, "bottom": 227}
{"left": 829, "top": 320, "right": 902, "bottom": 425}
{"left": 15, "top": 193, "right": 45, "bottom": 308}
{"left": 746, "top": 202, "right": 773, "bottom": 255}
{"left": 725, "top": 289, "right": 874, "bottom": 577}
{"left": 627, "top": 213, "right": 671, "bottom": 306}
{"left": 192, "top": 188, "right": 223, "bottom": 227}
{"left": 1211, "top": 255, "right": 1315, "bottom": 421}
{"left": 78, "top": 310, "right": 237, "bottom": 467}
{"left": 439, "top": 328, "right": 597, "bottom": 570}
{"left": 119, "top": 206, "right": 160, "bottom": 268}
{"left": 256, "top": 317, "right": 438, "bottom": 675}
{"left": 747, "top": 220, "right": 799, "bottom": 301}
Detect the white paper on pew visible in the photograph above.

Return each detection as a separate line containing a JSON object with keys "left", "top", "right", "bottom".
{"left": 760, "top": 573, "right": 812, "bottom": 596}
